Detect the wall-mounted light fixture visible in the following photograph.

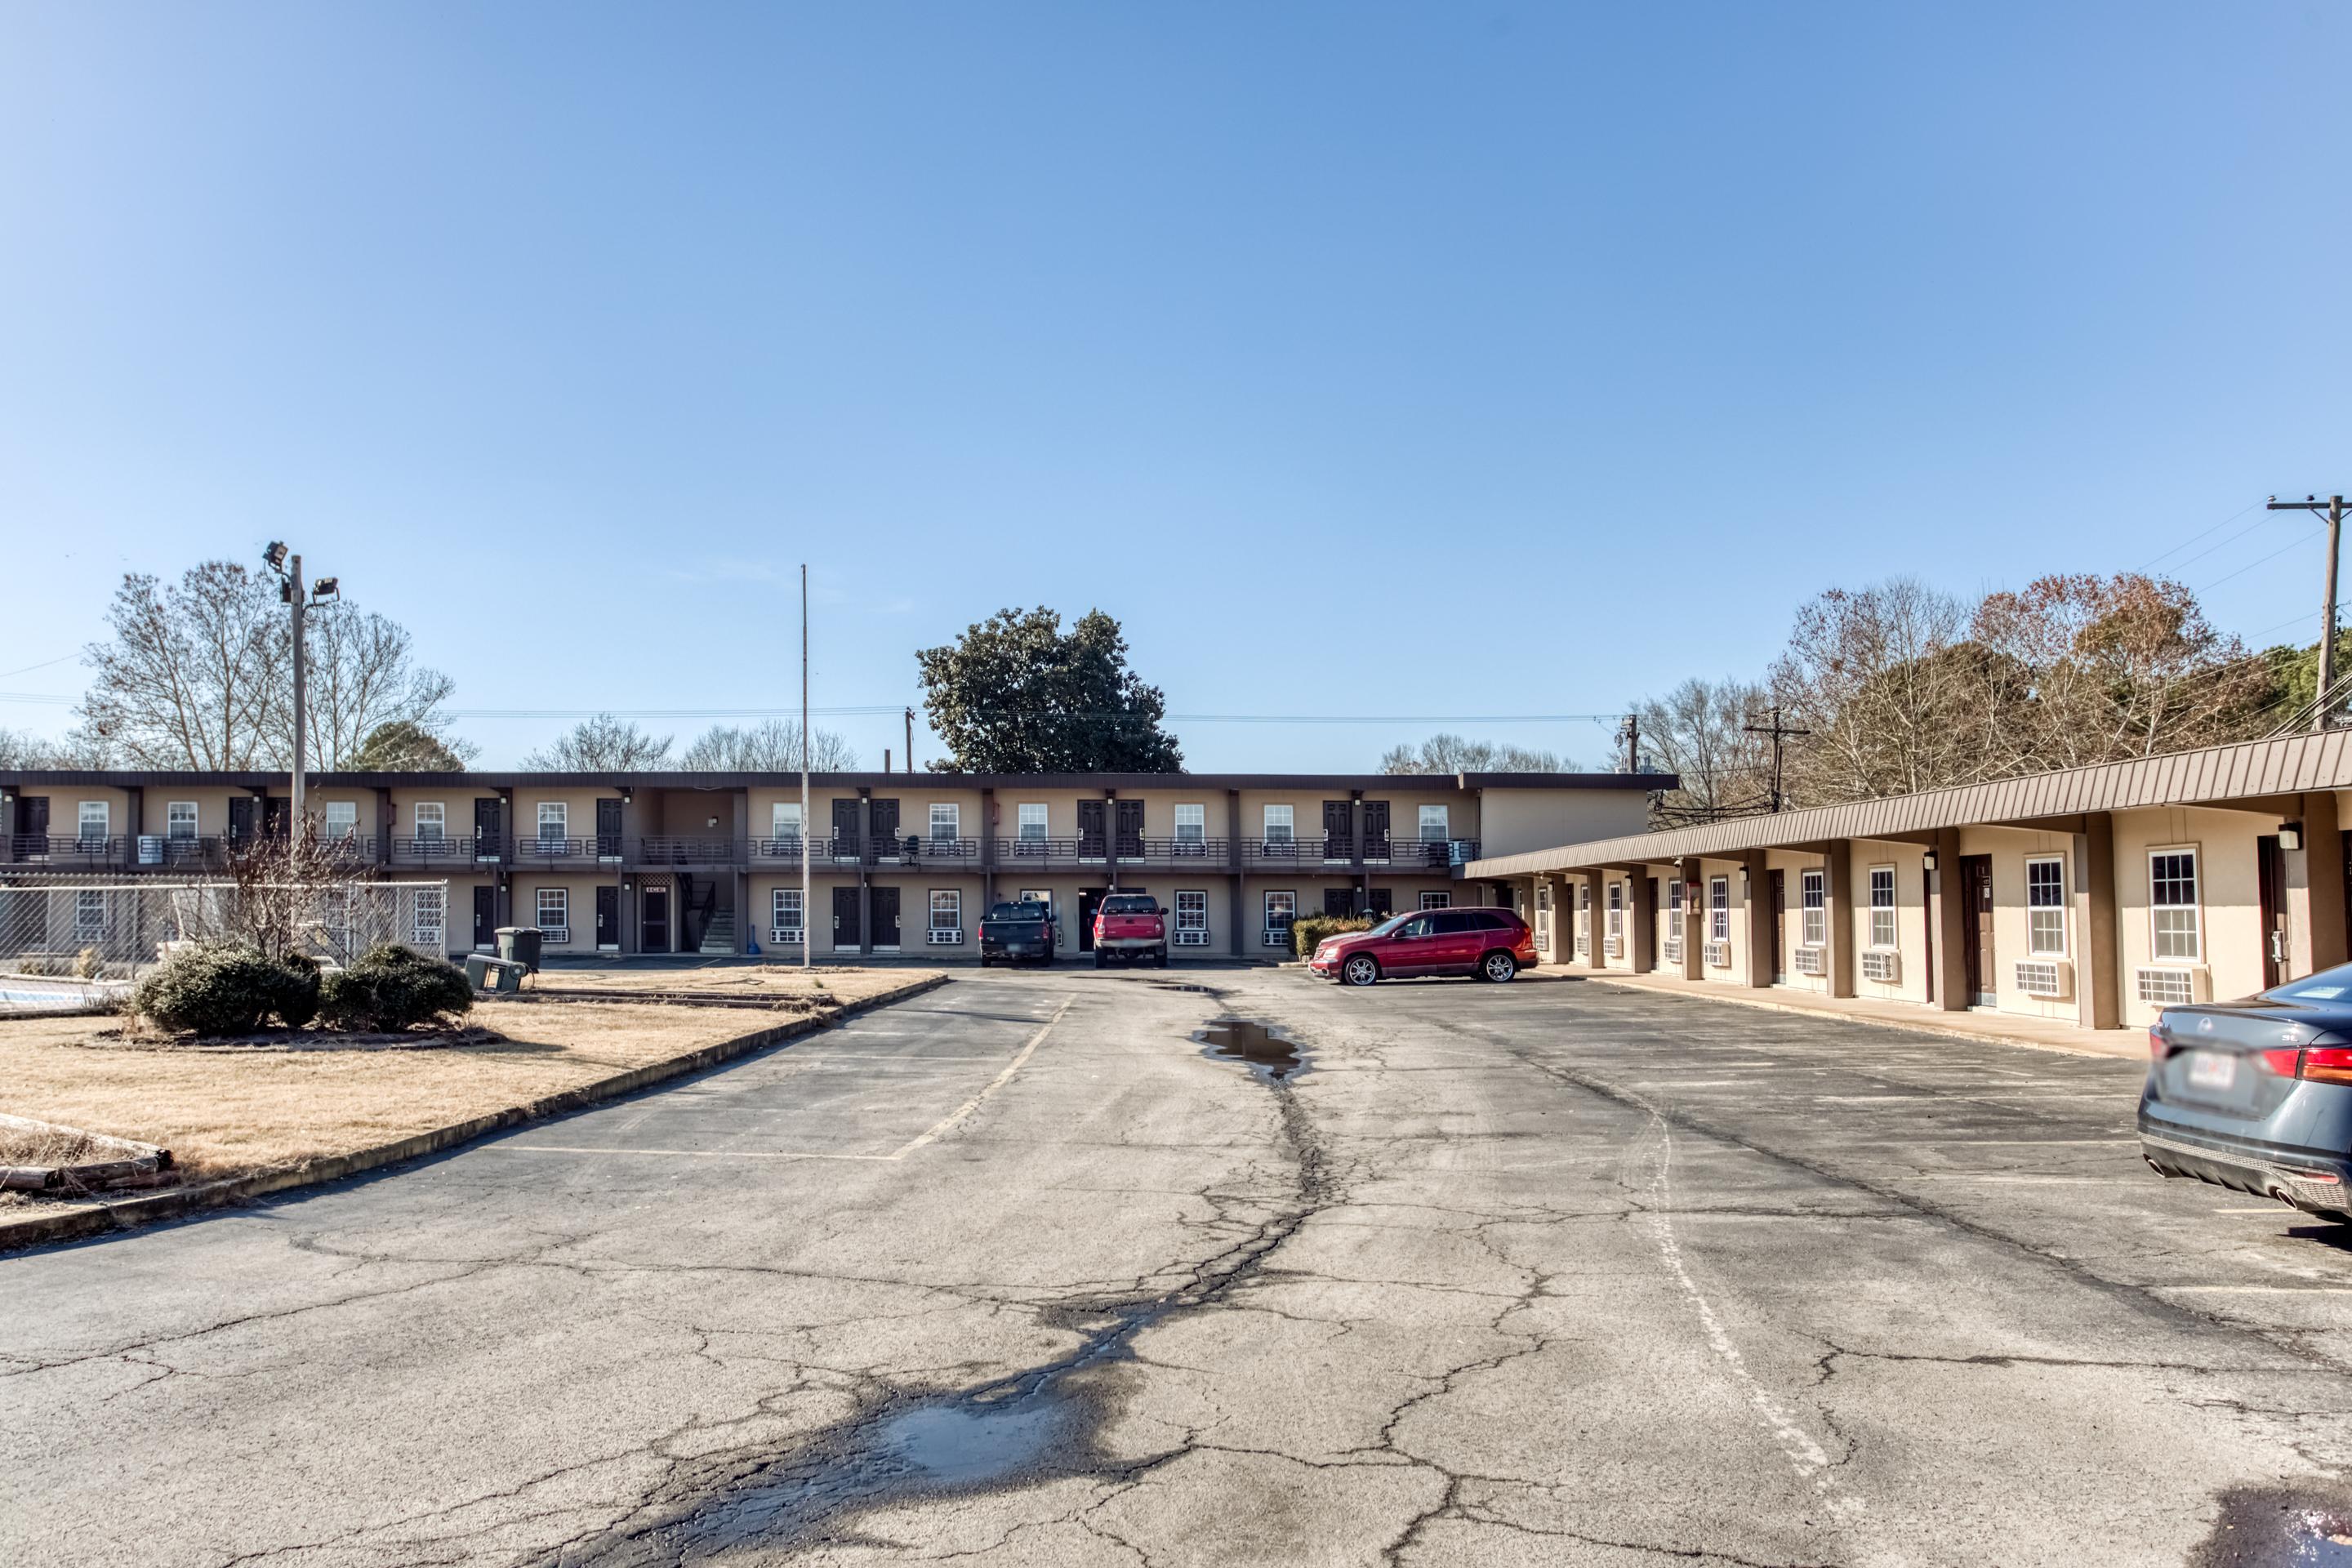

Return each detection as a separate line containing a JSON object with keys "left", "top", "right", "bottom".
{"left": 2279, "top": 821, "right": 2305, "bottom": 852}
{"left": 1922, "top": 849, "right": 1939, "bottom": 873}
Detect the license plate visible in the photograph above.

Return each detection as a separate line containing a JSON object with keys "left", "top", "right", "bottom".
{"left": 2186, "top": 1051, "right": 2238, "bottom": 1091}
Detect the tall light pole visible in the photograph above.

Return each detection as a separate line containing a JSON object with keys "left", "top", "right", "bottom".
{"left": 265, "top": 543, "right": 340, "bottom": 832}
{"left": 800, "top": 564, "right": 812, "bottom": 973}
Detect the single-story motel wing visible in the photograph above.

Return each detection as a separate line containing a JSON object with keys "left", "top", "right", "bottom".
{"left": 1466, "top": 730, "right": 2352, "bottom": 1031}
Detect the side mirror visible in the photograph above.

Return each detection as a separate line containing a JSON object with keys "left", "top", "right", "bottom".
{"left": 1155, "top": 906, "right": 1168, "bottom": 917}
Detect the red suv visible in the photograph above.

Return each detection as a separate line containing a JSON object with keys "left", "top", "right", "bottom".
{"left": 1310, "top": 907, "right": 1536, "bottom": 987}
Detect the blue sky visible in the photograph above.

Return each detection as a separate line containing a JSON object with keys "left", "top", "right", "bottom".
{"left": 3, "top": 2, "right": 2346, "bottom": 771}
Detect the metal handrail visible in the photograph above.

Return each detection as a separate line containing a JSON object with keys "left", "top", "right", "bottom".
{"left": 639, "top": 837, "right": 746, "bottom": 862}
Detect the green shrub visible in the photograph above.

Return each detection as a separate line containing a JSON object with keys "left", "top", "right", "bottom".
{"left": 131, "top": 942, "right": 292, "bottom": 1036}
{"left": 271, "top": 953, "right": 322, "bottom": 1029}
{"left": 318, "top": 942, "right": 474, "bottom": 1032}
{"left": 1289, "top": 914, "right": 1376, "bottom": 958}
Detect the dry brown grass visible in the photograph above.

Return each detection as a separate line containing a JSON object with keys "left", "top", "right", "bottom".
{"left": 0, "top": 967, "right": 938, "bottom": 1183}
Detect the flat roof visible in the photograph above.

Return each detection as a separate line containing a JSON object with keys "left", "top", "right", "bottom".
{"left": 1464, "top": 731, "right": 2352, "bottom": 878}
{"left": 0, "top": 768, "right": 1680, "bottom": 793}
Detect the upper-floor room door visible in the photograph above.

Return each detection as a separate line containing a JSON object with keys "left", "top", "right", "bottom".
{"left": 832, "top": 799, "right": 860, "bottom": 860}
{"left": 474, "top": 798, "right": 503, "bottom": 853}
{"left": 1361, "top": 801, "right": 1390, "bottom": 861}
{"left": 14, "top": 795, "right": 47, "bottom": 844}
{"left": 1115, "top": 800, "right": 1144, "bottom": 861}
{"left": 596, "top": 798, "right": 622, "bottom": 859}
{"left": 1323, "top": 801, "right": 1352, "bottom": 862}
{"left": 871, "top": 799, "right": 901, "bottom": 861}
{"left": 1078, "top": 800, "right": 1107, "bottom": 861}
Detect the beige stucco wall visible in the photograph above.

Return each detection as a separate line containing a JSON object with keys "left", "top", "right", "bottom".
{"left": 2113, "top": 806, "right": 2270, "bottom": 1026}
{"left": 1477, "top": 789, "right": 1651, "bottom": 860}
{"left": 1848, "top": 840, "right": 1930, "bottom": 1004}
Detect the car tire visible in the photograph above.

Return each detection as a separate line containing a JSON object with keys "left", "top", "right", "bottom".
{"left": 1342, "top": 954, "right": 1381, "bottom": 987}
{"left": 1480, "top": 950, "right": 1517, "bottom": 983}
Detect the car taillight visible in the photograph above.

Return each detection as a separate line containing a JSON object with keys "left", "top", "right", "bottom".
{"left": 2258, "top": 1047, "right": 2303, "bottom": 1076}
{"left": 2298, "top": 1047, "right": 2352, "bottom": 1086}
{"left": 2148, "top": 1025, "right": 2167, "bottom": 1059}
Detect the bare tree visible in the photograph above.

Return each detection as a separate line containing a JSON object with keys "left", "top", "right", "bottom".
{"left": 679, "top": 719, "right": 858, "bottom": 771}
{"left": 1971, "top": 572, "right": 2274, "bottom": 768}
{"left": 1379, "top": 733, "right": 1573, "bottom": 773}
{"left": 0, "top": 726, "right": 116, "bottom": 768}
{"left": 79, "top": 563, "right": 286, "bottom": 768}
{"left": 286, "top": 604, "right": 462, "bottom": 768}
{"left": 1769, "top": 577, "right": 1989, "bottom": 804}
{"left": 521, "top": 713, "right": 674, "bottom": 770}
{"left": 1633, "top": 679, "right": 1773, "bottom": 822}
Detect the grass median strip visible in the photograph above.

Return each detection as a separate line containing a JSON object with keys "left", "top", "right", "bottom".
{"left": 0, "top": 966, "right": 942, "bottom": 1241}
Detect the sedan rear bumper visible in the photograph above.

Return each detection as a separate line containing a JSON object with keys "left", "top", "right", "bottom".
{"left": 2139, "top": 1124, "right": 2352, "bottom": 1217}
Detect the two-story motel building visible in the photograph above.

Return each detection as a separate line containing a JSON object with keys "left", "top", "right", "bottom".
{"left": 1468, "top": 731, "right": 2352, "bottom": 1031}
{"left": 0, "top": 768, "right": 1670, "bottom": 961}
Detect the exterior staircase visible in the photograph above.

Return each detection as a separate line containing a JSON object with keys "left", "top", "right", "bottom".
{"left": 698, "top": 907, "right": 736, "bottom": 956}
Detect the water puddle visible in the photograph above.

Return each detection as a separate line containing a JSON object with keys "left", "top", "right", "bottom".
{"left": 1195, "top": 1019, "right": 1305, "bottom": 1084}
{"left": 877, "top": 1396, "right": 1072, "bottom": 1486}
{"left": 2196, "top": 1487, "right": 2352, "bottom": 1566}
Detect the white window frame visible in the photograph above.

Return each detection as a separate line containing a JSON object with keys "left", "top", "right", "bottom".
{"left": 772, "top": 886, "right": 804, "bottom": 940}
{"left": 1800, "top": 869, "right": 1825, "bottom": 947}
{"left": 537, "top": 801, "right": 568, "bottom": 842}
{"left": 1175, "top": 890, "right": 1209, "bottom": 932}
{"left": 414, "top": 802, "right": 446, "bottom": 842}
{"left": 1419, "top": 890, "right": 1450, "bottom": 911}
{"left": 78, "top": 800, "right": 109, "bottom": 843}
{"left": 771, "top": 802, "right": 803, "bottom": 842}
{"left": 1018, "top": 804, "right": 1048, "bottom": 843}
{"left": 2149, "top": 847, "right": 2202, "bottom": 963}
{"left": 1174, "top": 804, "right": 1205, "bottom": 844}
{"left": 1263, "top": 804, "right": 1294, "bottom": 844}
{"left": 1709, "top": 876, "right": 1731, "bottom": 943}
{"left": 929, "top": 888, "right": 961, "bottom": 935}
{"left": 1264, "top": 889, "right": 1297, "bottom": 930}
{"left": 1868, "top": 866, "right": 1897, "bottom": 950}
{"left": 1607, "top": 881, "right": 1624, "bottom": 940}
{"left": 929, "top": 804, "right": 959, "bottom": 842}
{"left": 535, "top": 886, "right": 569, "bottom": 938}
{"left": 1418, "top": 804, "right": 1449, "bottom": 843}
{"left": 413, "top": 887, "right": 445, "bottom": 949}
{"left": 75, "top": 889, "right": 106, "bottom": 938}
{"left": 324, "top": 800, "right": 358, "bottom": 840}
{"left": 2026, "top": 855, "right": 2067, "bottom": 957}
{"left": 166, "top": 801, "right": 198, "bottom": 841}
{"left": 1668, "top": 878, "right": 1683, "bottom": 917}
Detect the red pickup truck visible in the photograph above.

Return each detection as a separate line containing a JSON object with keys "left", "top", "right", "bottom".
{"left": 1092, "top": 893, "right": 1169, "bottom": 969}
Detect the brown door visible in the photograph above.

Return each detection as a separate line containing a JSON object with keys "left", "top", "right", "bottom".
{"left": 1077, "top": 800, "right": 1107, "bottom": 861}
{"left": 2258, "top": 834, "right": 2288, "bottom": 988}
{"left": 1115, "top": 800, "right": 1145, "bottom": 860}
{"left": 1323, "top": 802, "right": 1352, "bottom": 862}
{"left": 1960, "top": 855, "right": 1995, "bottom": 1005}
{"left": 1769, "top": 870, "right": 1787, "bottom": 982}
{"left": 1646, "top": 877, "right": 1662, "bottom": 969}
{"left": 1361, "top": 801, "right": 1391, "bottom": 861}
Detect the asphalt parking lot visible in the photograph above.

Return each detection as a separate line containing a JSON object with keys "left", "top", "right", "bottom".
{"left": 7, "top": 965, "right": 2352, "bottom": 1567}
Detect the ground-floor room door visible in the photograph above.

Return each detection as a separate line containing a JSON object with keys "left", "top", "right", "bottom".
{"left": 641, "top": 887, "right": 670, "bottom": 953}
{"left": 595, "top": 885, "right": 619, "bottom": 950}
{"left": 1959, "top": 854, "right": 1995, "bottom": 1005}
{"left": 472, "top": 886, "right": 497, "bottom": 951}
{"left": 833, "top": 886, "right": 863, "bottom": 951}
{"left": 1646, "top": 877, "right": 1662, "bottom": 969}
{"left": 1769, "top": 870, "right": 1787, "bottom": 982}
{"left": 1076, "top": 888, "right": 1106, "bottom": 951}
{"left": 2258, "top": 834, "right": 2288, "bottom": 989}
{"left": 871, "top": 886, "right": 902, "bottom": 951}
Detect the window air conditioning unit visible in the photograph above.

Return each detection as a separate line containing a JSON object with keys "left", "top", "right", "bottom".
{"left": 1605, "top": 937, "right": 1624, "bottom": 960}
{"left": 1661, "top": 937, "right": 1684, "bottom": 965}
{"left": 1174, "top": 929, "right": 1211, "bottom": 947}
{"left": 1575, "top": 933, "right": 1589, "bottom": 956}
{"left": 1705, "top": 940, "right": 1733, "bottom": 969}
{"left": 1861, "top": 950, "right": 1900, "bottom": 984}
{"left": 2136, "top": 965, "right": 2212, "bottom": 1006}
{"left": 770, "top": 928, "right": 804, "bottom": 946}
{"left": 538, "top": 928, "right": 570, "bottom": 945}
{"left": 926, "top": 927, "right": 962, "bottom": 946}
{"left": 2014, "top": 960, "right": 2072, "bottom": 999}
{"left": 1793, "top": 946, "right": 1825, "bottom": 977}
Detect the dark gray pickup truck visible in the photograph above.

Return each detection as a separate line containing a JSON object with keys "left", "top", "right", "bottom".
{"left": 979, "top": 900, "right": 1058, "bottom": 967}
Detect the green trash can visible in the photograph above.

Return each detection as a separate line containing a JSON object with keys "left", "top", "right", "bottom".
{"left": 495, "top": 927, "right": 543, "bottom": 975}
{"left": 465, "top": 954, "right": 524, "bottom": 994}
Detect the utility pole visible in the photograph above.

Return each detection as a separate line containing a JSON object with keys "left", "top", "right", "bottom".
{"left": 264, "top": 543, "right": 339, "bottom": 833}
{"left": 800, "top": 564, "right": 811, "bottom": 973}
{"left": 1618, "top": 714, "right": 1641, "bottom": 773}
{"left": 1744, "top": 706, "right": 1811, "bottom": 813}
{"left": 2268, "top": 494, "right": 2345, "bottom": 731}
{"left": 905, "top": 706, "right": 916, "bottom": 774}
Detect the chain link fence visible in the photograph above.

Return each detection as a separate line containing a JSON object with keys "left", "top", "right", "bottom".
{"left": 0, "top": 875, "right": 452, "bottom": 1014}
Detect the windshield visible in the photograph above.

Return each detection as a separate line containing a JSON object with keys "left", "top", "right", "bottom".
{"left": 1365, "top": 914, "right": 1410, "bottom": 938}
{"left": 2268, "top": 962, "right": 2352, "bottom": 1003}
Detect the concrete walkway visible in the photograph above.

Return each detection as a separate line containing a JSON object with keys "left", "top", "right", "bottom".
{"left": 1530, "top": 964, "right": 2149, "bottom": 1062}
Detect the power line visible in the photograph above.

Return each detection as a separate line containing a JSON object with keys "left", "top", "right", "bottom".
{"left": 2198, "top": 524, "right": 2324, "bottom": 594}
{"left": 2140, "top": 500, "right": 2262, "bottom": 571}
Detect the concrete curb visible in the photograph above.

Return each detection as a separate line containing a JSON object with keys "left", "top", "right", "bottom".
{"left": 0, "top": 973, "right": 951, "bottom": 1254}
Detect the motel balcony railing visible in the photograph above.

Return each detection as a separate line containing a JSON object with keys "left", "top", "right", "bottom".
{"left": 510, "top": 835, "right": 625, "bottom": 864}
{"left": 7, "top": 835, "right": 129, "bottom": 866}
{"left": 388, "top": 835, "right": 503, "bottom": 866}
{"left": 637, "top": 836, "right": 748, "bottom": 866}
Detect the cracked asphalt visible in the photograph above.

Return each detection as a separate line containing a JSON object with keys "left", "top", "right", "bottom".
{"left": 9, "top": 966, "right": 2352, "bottom": 1567}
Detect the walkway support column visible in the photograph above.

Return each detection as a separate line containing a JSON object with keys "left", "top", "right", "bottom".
{"left": 2075, "top": 812, "right": 2119, "bottom": 1029}
{"left": 1744, "top": 849, "right": 1771, "bottom": 988}
{"left": 1928, "top": 826, "right": 1965, "bottom": 1010}
{"left": 1628, "top": 866, "right": 1655, "bottom": 973}
{"left": 2289, "top": 793, "right": 2349, "bottom": 978}
{"left": 858, "top": 786, "right": 873, "bottom": 958}
{"left": 1588, "top": 871, "right": 1610, "bottom": 969}
{"left": 1227, "top": 790, "right": 1245, "bottom": 958}
{"left": 1825, "top": 840, "right": 1855, "bottom": 999}
{"left": 730, "top": 789, "right": 750, "bottom": 955}
{"left": 1677, "top": 857, "right": 1705, "bottom": 981}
